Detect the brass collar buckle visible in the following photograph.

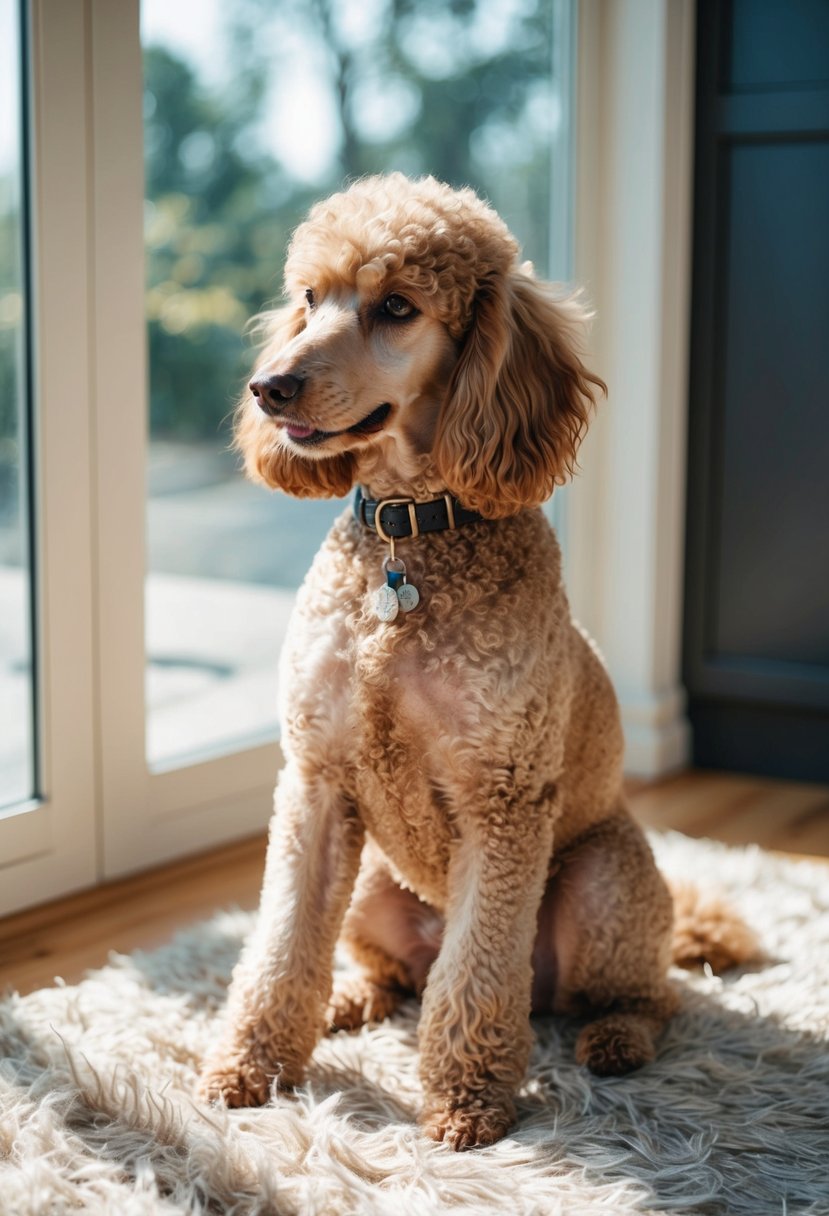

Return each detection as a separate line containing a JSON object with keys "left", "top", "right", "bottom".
{"left": 373, "top": 497, "right": 420, "bottom": 544}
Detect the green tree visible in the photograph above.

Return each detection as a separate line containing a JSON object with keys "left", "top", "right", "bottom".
{"left": 145, "top": 46, "right": 298, "bottom": 439}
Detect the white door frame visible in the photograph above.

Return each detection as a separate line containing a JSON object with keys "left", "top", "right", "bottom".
{"left": 0, "top": 0, "right": 98, "bottom": 917}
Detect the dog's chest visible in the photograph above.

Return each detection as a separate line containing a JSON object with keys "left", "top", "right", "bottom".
{"left": 350, "top": 641, "right": 474, "bottom": 902}
{"left": 280, "top": 602, "right": 460, "bottom": 900}
{"left": 280, "top": 510, "right": 563, "bottom": 903}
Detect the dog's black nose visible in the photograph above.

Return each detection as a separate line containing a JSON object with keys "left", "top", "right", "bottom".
{"left": 250, "top": 374, "right": 303, "bottom": 415}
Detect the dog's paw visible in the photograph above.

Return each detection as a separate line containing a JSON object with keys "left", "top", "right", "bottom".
{"left": 421, "top": 1097, "right": 515, "bottom": 1151}
{"left": 326, "top": 975, "right": 403, "bottom": 1032}
{"left": 198, "top": 1041, "right": 300, "bottom": 1107}
{"left": 198, "top": 1054, "right": 271, "bottom": 1108}
{"left": 575, "top": 1013, "right": 656, "bottom": 1076}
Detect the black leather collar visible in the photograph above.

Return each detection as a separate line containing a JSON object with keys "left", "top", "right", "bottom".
{"left": 353, "top": 486, "right": 482, "bottom": 541}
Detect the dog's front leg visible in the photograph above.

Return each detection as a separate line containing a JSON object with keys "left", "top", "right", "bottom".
{"left": 199, "top": 763, "right": 364, "bottom": 1106}
{"left": 419, "top": 788, "right": 555, "bottom": 1150}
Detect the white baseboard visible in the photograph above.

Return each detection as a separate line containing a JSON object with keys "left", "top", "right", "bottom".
{"left": 619, "top": 687, "right": 691, "bottom": 779}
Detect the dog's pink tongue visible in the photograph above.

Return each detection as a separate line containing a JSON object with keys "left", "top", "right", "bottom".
{"left": 285, "top": 422, "right": 316, "bottom": 439}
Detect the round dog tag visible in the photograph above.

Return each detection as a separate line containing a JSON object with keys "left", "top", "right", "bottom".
{"left": 396, "top": 583, "right": 420, "bottom": 613}
{"left": 374, "top": 583, "right": 399, "bottom": 622}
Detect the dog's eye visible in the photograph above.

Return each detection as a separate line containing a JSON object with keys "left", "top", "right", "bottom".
{"left": 382, "top": 293, "right": 416, "bottom": 319}
{"left": 304, "top": 288, "right": 316, "bottom": 309}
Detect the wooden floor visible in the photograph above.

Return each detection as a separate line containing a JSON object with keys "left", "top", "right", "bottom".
{"left": 1, "top": 769, "right": 827, "bottom": 997}
{"left": 628, "top": 769, "right": 829, "bottom": 858}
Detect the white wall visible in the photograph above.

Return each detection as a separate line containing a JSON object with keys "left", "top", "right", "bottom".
{"left": 565, "top": 0, "right": 696, "bottom": 777}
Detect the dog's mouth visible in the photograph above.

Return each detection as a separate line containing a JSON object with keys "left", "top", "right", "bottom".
{"left": 280, "top": 402, "right": 392, "bottom": 447}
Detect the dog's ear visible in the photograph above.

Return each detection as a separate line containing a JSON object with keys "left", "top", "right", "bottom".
{"left": 234, "top": 304, "right": 357, "bottom": 499}
{"left": 433, "top": 269, "right": 605, "bottom": 518}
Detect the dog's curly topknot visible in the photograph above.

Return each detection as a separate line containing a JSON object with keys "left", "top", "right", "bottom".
{"left": 285, "top": 172, "right": 519, "bottom": 339}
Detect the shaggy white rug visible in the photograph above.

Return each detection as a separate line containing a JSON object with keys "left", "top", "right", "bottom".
{"left": 1, "top": 831, "right": 827, "bottom": 1216}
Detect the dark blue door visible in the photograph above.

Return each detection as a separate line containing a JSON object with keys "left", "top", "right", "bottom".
{"left": 684, "top": 0, "right": 829, "bottom": 779}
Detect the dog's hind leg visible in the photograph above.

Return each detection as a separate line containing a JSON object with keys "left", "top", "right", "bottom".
{"left": 535, "top": 810, "right": 679, "bottom": 1075}
{"left": 327, "top": 841, "right": 443, "bottom": 1031}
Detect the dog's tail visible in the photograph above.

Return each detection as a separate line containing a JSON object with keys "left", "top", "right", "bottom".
{"left": 669, "top": 881, "right": 761, "bottom": 972}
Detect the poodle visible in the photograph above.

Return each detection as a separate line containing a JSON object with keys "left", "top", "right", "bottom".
{"left": 198, "top": 173, "right": 753, "bottom": 1150}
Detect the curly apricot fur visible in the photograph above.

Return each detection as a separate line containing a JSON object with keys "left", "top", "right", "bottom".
{"left": 200, "top": 175, "right": 755, "bottom": 1149}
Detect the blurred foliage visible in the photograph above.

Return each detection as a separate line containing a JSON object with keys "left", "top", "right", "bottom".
{"left": 0, "top": 183, "right": 25, "bottom": 526}
{"left": 145, "top": 0, "right": 556, "bottom": 441}
{"left": 144, "top": 45, "right": 290, "bottom": 439}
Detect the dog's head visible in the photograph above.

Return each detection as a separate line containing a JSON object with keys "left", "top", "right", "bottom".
{"left": 236, "top": 173, "right": 604, "bottom": 517}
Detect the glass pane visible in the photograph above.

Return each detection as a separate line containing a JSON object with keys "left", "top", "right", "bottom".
{"left": 0, "top": 0, "right": 36, "bottom": 808}
{"left": 142, "top": 0, "right": 568, "bottom": 769}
